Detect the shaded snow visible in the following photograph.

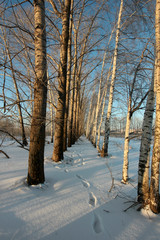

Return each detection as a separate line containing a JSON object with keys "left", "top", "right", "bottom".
{"left": 0, "top": 136, "right": 160, "bottom": 240}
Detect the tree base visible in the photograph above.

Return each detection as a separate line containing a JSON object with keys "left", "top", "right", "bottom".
{"left": 100, "top": 149, "right": 108, "bottom": 157}
{"left": 27, "top": 174, "right": 45, "bottom": 186}
{"left": 121, "top": 179, "right": 129, "bottom": 184}
{"left": 150, "top": 201, "right": 160, "bottom": 214}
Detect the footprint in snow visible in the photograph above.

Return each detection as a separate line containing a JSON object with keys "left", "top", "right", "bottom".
{"left": 76, "top": 175, "right": 90, "bottom": 188}
{"left": 89, "top": 192, "right": 97, "bottom": 207}
{"left": 81, "top": 179, "right": 90, "bottom": 188}
{"left": 93, "top": 213, "right": 102, "bottom": 234}
{"left": 76, "top": 174, "right": 83, "bottom": 180}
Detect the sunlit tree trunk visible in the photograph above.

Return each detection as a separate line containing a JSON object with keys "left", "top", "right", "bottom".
{"left": 68, "top": 73, "right": 75, "bottom": 147}
{"left": 63, "top": 0, "right": 73, "bottom": 151}
{"left": 97, "top": 62, "right": 112, "bottom": 152}
{"left": 150, "top": 0, "right": 160, "bottom": 213}
{"left": 122, "top": 97, "right": 131, "bottom": 183}
{"left": 68, "top": 0, "right": 85, "bottom": 146}
{"left": 71, "top": 44, "right": 78, "bottom": 145}
{"left": 27, "top": 0, "right": 47, "bottom": 185}
{"left": 48, "top": 78, "right": 54, "bottom": 143}
{"left": 72, "top": 75, "right": 78, "bottom": 143}
{"left": 88, "top": 106, "right": 96, "bottom": 142}
{"left": 138, "top": 73, "right": 155, "bottom": 204}
{"left": 86, "top": 86, "right": 96, "bottom": 139}
{"left": 76, "top": 80, "right": 80, "bottom": 139}
{"left": 52, "top": 0, "right": 71, "bottom": 162}
{"left": 92, "top": 52, "right": 106, "bottom": 147}
{"left": 101, "top": 0, "right": 123, "bottom": 157}
{"left": 121, "top": 44, "right": 148, "bottom": 183}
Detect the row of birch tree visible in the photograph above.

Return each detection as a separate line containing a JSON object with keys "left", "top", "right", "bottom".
{"left": 86, "top": 0, "right": 160, "bottom": 213}
{"left": 0, "top": 0, "right": 160, "bottom": 213}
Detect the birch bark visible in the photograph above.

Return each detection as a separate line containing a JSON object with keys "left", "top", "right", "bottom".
{"left": 52, "top": 0, "right": 71, "bottom": 162}
{"left": 122, "top": 97, "right": 131, "bottom": 183}
{"left": 138, "top": 73, "right": 155, "bottom": 204}
{"left": 86, "top": 86, "right": 96, "bottom": 139}
{"left": 68, "top": 0, "right": 85, "bottom": 147}
{"left": 101, "top": 0, "right": 123, "bottom": 157}
{"left": 92, "top": 52, "right": 106, "bottom": 147}
{"left": 63, "top": 0, "right": 73, "bottom": 151}
{"left": 150, "top": 0, "right": 160, "bottom": 213}
{"left": 27, "top": 0, "right": 47, "bottom": 185}
{"left": 97, "top": 61, "right": 112, "bottom": 152}
{"left": 48, "top": 78, "right": 54, "bottom": 143}
{"left": 121, "top": 43, "right": 148, "bottom": 183}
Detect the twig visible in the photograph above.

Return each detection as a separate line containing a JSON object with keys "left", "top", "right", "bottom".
{"left": 103, "top": 209, "right": 110, "bottom": 213}
{"left": 106, "top": 161, "right": 114, "bottom": 192}
{"left": 0, "top": 149, "right": 9, "bottom": 158}
{"left": 0, "top": 129, "right": 29, "bottom": 150}
{"left": 123, "top": 202, "right": 139, "bottom": 212}
{"left": 0, "top": 135, "right": 6, "bottom": 147}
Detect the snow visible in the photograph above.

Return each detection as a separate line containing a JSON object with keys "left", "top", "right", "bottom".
{"left": 0, "top": 136, "right": 160, "bottom": 240}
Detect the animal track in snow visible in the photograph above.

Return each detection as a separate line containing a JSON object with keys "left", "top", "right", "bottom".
{"left": 89, "top": 192, "right": 97, "bottom": 207}
{"left": 93, "top": 213, "right": 102, "bottom": 234}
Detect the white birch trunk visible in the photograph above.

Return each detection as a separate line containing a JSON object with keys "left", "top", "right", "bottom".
{"left": 89, "top": 106, "right": 96, "bottom": 142}
{"left": 86, "top": 98, "right": 93, "bottom": 139}
{"left": 63, "top": 0, "right": 73, "bottom": 151}
{"left": 138, "top": 73, "right": 155, "bottom": 204}
{"left": 92, "top": 52, "right": 106, "bottom": 147}
{"left": 150, "top": 0, "right": 160, "bottom": 213}
{"left": 48, "top": 78, "right": 54, "bottom": 143}
{"left": 68, "top": 31, "right": 77, "bottom": 146}
{"left": 122, "top": 97, "right": 131, "bottom": 183}
{"left": 97, "top": 61, "right": 112, "bottom": 152}
{"left": 121, "top": 43, "right": 148, "bottom": 183}
{"left": 52, "top": 0, "right": 71, "bottom": 161}
{"left": 101, "top": 0, "right": 123, "bottom": 156}
{"left": 86, "top": 85, "right": 96, "bottom": 139}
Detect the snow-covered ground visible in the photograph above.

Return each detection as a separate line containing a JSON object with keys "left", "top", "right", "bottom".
{"left": 0, "top": 136, "right": 160, "bottom": 240}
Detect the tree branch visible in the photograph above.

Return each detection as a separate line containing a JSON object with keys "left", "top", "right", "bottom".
{"left": 48, "top": 0, "right": 62, "bottom": 18}
{"left": 0, "top": 129, "right": 29, "bottom": 150}
{"left": 0, "top": 150, "right": 9, "bottom": 158}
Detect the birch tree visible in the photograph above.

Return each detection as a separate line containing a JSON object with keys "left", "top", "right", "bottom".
{"left": 51, "top": 0, "right": 71, "bottom": 162}
{"left": 138, "top": 71, "right": 155, "bottom": 205}
{"left": 101, "top": 0, "right": 123, "bottom": 157}
{"left": 86, "top": 85, "right": 96, "bottom": 139}
{"left": 150, "top": 0, "right": 160, "bottom": 213}
{"left": 68, "top": 0, "right": 104, "bottom": 146}
{"left": 122, "top": 47, "right": 149, "bottom": 184}
{"left": 63, "top": 0, "right": 73, "bottom": 151}
{"left": 67, "top": 0, "right": 85, "bottom": 147}
{"left": 92, "top": 52, "right": 106, "bottom": 147}
{"left": 97, "top": 61, "right": 112, "bottom": 152}
{"left": 27, "top": 0, "right": 47, "bottom": 185}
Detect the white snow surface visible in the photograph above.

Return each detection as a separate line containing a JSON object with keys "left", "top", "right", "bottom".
{"left": 0, "top": 136, "right": 160, "bottom": 240}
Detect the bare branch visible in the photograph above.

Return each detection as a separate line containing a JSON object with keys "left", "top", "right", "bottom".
{"left": 0, "top": 150, "right": 9, "bottom": 158}
{"left": 0, "top": 129, "right": 29, "bottom": 150}
{"left": 48, "top": 0, "right": 62, "bottom": 18}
